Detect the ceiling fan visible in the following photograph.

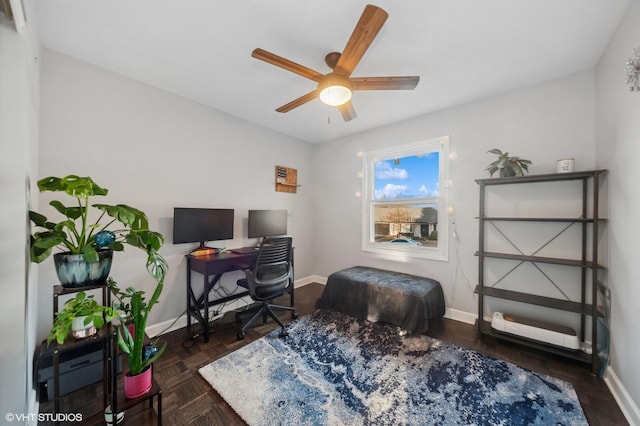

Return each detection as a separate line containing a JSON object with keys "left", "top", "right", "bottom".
{"left": 252, "top": 4, "right": 420, "bottom": 122}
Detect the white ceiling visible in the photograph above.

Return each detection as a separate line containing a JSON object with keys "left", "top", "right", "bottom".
{"left": 36, "top": 1, "right": 630, "bottom": 144}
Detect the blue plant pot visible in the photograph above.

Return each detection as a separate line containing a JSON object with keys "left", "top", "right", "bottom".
{"left": 54, "top": 249, "right": 113, "bottom": 287}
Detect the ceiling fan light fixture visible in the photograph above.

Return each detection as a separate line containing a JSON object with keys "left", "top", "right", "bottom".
{"left": 318, "top": 74, "right": 352, "bottom": 106}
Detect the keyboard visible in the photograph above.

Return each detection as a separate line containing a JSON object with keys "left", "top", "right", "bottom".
{"left": 231, "top": 247, "right": 259, "bottom": 254}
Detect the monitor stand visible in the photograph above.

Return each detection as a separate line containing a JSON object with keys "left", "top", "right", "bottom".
{"left": 191, "top": 242, "right": 218, "bottom": 257}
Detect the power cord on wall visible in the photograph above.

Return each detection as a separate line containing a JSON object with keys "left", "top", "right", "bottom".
{"left": 449, "top": 215, "right": 475, "bottom": 307}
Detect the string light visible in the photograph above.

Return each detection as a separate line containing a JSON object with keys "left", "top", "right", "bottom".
{"left": 625, "top": 47, "right": 640, "bottom": 92}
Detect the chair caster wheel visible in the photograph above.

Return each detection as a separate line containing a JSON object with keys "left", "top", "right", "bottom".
{"left": 292, "top": 312, "right": 299, "bottom": 319}
{"left": 279, "top": 329, "right": 288, "bottom": 338}
{"left": 237, "top": 331, "right": 246, "bottom": 340}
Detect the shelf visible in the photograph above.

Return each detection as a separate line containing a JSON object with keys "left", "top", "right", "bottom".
{"left": 476, "top": 169, "right": 607, "bottom": 375}
{"left": 53, "top": 281, "right": 109, "bottom": 297}
{"left": 112, "top": 376, "right": 162, "bottom": 412}
{"left": 478, "top": 217, "right": 606, "bottom": 223}
{"left": 474, "top": 286, "right": 602, "bottom": 316}
{"left": 43, "top": 326, "right": 114, "bottom": 354}
{"left": 82, "top": 379, "right": 161, "bottom": 426}
{"left": 275, "top": 165, "right": 300, "bottom": 193}
{"left": 476, "top": 320, "right": 592, "bottom": 364}
{"left": 475, "top": 169, "right": 608, "bottom": 186}
{"left": 475, "top": 251, "right": 604, "bottom": 269}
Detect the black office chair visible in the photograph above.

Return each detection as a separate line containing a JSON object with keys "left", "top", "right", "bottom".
{"left": 235, "top": 236, "right": 298, "bottom": 340}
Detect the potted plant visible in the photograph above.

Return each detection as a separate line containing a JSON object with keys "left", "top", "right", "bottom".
{"left": 109, "top": 277, "right": 166, "bottom": 399}
{"left": 485, "top": 149, "right": 532, "bottom": 178}
{"left": 48, "top": 291, "right": 117, "bottom": 345}
{"left": 29, "top": 175, "right": 165, "bottom": 287}
{"left": 109, "top": 240, "right": 168, "bottom": 399}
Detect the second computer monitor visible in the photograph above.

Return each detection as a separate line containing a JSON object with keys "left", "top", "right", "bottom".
{"left": 248, "top": 209, "right": 287, "bottom": 238}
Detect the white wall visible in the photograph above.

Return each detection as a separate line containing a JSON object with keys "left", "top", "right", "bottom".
{"left": 595, "top": 0, "right": 640, "bottom": 422}
{"left": 312, "top": 71, "right": 596, "bottom": 319}
{"left": 0, "top": 0, "right": 40, "bottom": 419}
{"left": 38, "top": 50, "right": 315, "bottom": 340}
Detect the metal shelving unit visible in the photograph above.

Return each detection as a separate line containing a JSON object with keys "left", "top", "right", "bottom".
{"left": 475, "top": 169, "right": 608, "bottom": 374}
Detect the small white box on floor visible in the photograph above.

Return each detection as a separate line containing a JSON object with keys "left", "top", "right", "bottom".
{"left": 491, "top": 312, "right": 580, "bottom": 350}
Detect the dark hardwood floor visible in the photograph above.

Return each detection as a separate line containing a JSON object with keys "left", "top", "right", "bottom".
{"left": 41, "top": 283, "right": 627, "bottom": 425}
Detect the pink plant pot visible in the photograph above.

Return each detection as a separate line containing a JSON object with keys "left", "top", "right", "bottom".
{"left": 126, "top": 324, "right": 135, "bottom": 339}
{"left": 124, "top": 365, "right": 152, "bottom": 399}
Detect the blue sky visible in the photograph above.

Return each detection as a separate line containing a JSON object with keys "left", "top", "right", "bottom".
{"left": 374, "top": 153, "right": 439, "bottom": 200}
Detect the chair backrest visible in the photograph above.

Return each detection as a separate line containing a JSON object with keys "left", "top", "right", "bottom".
{"left": 248, "top": 236, "right": 293, "bottom": 301}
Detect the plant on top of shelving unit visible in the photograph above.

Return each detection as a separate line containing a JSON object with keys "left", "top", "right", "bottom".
{"left": 29, "top": 175, "right": 165, "bottom": 287}
{"left": 48, "top": 291, "right": 117, "bottom": 345}
{"left": 485, "top": 149, "right": 532, "bottom": 178}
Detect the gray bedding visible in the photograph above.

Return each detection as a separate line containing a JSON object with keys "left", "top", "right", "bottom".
{"left": 316, "top": 266, "right": 445, "bottom": 334}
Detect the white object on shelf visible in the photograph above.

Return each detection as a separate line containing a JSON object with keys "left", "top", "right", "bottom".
{"left": 491, "top": 312, "right": 580, "bottom": 350}
{"left": 556, "top": 158, "right": 575, "bottom": 173}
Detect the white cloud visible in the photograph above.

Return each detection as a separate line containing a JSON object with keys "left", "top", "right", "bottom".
{"left": 375, "top": 162, "right": 408, "bottom": 180}
{"left": 375, "top": 184, "right": 409, "bottom": 199}
{"left": 418, "top": 184, "right": 439, "bottom": 197}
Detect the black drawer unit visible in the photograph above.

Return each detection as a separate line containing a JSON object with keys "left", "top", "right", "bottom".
{"left": 35, "top": 339, "right": 122, "bottom": 401}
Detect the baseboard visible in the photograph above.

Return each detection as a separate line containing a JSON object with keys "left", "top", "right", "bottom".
{"left": 303, "top": 275, "right": 327, "bottom": 285}
{"left": 444, "top": 307, "right": 476, "bottom": 325}
{"left": 26, "top": 390, "right": 38, "bottom": 426}
{"left": 145, "top": 276, "right": 318, "bottom": 337}
{"left": 604, "top": 366, "right": 640, "bottom": 426}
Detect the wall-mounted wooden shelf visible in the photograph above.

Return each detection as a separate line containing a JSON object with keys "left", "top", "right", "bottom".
{"left": 275, "top": 165, "right": 301, "bottom": 193}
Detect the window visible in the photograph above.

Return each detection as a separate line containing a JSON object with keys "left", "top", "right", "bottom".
{"left": 362, "top": 136, "right": 450, "bottom": 261}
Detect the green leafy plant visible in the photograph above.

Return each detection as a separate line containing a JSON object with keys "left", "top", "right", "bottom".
{"left": 48, "top": 291, "right": 116, "bottom": 345}
{"left": 485, "top": 149, "right": 532, "bottom": 177}
{"left": 29, "top": 175, "right": 166, "bottom": 270}
{"left": 109, "top": 277, "right": 166, "bottom": 376}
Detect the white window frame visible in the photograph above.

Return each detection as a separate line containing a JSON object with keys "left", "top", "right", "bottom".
{"left": 361, "top": 136, "right": 450, "bottom": 261}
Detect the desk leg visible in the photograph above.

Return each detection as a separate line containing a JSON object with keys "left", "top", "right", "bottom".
{"left": 186, "top": 258, "right": 192, "bottom": 334}
{"left": 203, "top": 272, "right": 210, "bottom": 342}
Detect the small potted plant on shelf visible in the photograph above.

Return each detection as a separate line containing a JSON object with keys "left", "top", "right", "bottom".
{"left": 485, "top": 149, "right": 532, "bottom": 178}
{"left": 109, "top": 246, "right": 168, "bottom": 399}
{"left": 29, "top": 175, "right": 165, "bottom": 287}
{"left": 48, "top": 291, "right": 117, "bottom": 345}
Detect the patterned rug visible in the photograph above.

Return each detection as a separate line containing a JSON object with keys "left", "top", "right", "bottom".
{"left": 199, "top": 310, "right": 587, "bottom": 425}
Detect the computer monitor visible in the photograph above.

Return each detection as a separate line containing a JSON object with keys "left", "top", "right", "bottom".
{"left": 247, "top": 209, "right": 287, "bottom": 238}
{"left": 173, "top": 208, "right": 234, "bottom": 249}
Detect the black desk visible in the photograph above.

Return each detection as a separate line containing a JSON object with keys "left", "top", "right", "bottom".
{"left": 186, "top": 248, "right": 294, "bottom": 342}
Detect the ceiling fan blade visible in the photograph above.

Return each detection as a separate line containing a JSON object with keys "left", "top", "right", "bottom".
{"left": 275, "top": 90, "right": 320, "bottom": 113}
{"left": 252, "top": 48, "right": 324, "bottom": 83}
{"left": 351, "top": 76, "right": 420, "bottom": 91}
{"left": 339, "top": 101, "right": 357, "bottom": 122}
{"left": 334, "top": 5, "right": 389, "bottom": 77}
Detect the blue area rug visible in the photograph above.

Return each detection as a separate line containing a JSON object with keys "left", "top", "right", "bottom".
{"left": 199, "top": 310, "right": 587, "bottom": 425}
